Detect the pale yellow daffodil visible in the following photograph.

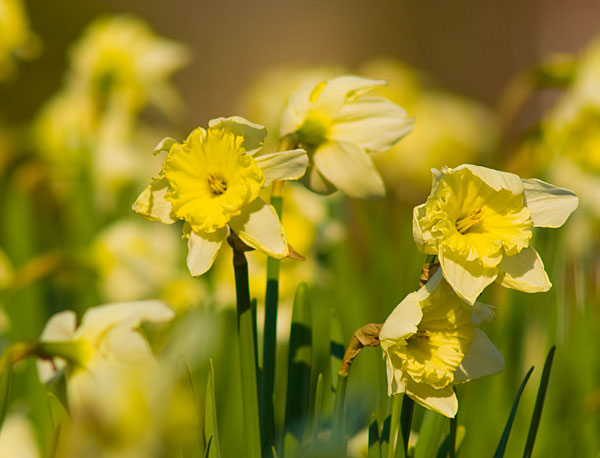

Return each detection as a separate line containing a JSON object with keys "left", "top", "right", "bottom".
{"left": 133, "top": 116, "right": 308, "bottom": 276}
{"left": 280, "top": 75, "right": 414, "bottom": 199}
{"left": 0, "top": 0, "right": 40, "bottom": 81}
{"left": 413, "top": 164, "right": 579, "bottom": 304}
{"left": 37, "top": 301, "right": 174, "bottom": 407}
{"left": 0, "top": 413, "right": 40, "bottom": 458}
{"left": 380, "top": 270, "right": 504, "bottom": 417}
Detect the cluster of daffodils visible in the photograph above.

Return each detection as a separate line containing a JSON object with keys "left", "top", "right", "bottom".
{"left": 380, "top": 164, "right": 577, "bottom": 416}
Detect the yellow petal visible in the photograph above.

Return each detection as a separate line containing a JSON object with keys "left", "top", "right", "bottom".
{"left": 404, "top": 378, "right": 458, "bottom": 418}
{"left": 457, "top": 164, "right": 523, "bottom": 195}
{"left": 229, "top": 199, "right": 287, "bottom": 258}
{"left": 380, "top": 292, "right": 423, "bottom": 346}
{"left": 313, "top": 75, "right": 386, "bottom": 114}
{"left": 255, "top": 149, "right": 308, "bottom": 185}
{"left": 522, "top": 178, "right": 579, "bottom": 228}
{"left": 314, "top": 141, "right": 385, "bottom": 199}
{"left": 186, "top": 227, "right": 228, "bottom": 277}
{"left": 132, "top": 175, "right": 176, "bottom": 224}
{"left": 38, "top": 311, "right": 77, "bottom": 383}
{"left": 208, "top": 116, "right": 266, "bottom": 156}
{"left": 153, "top": 136, "right": 177, "bottom": 155}
{"left": 496, "top": 246, "right": 551, "bottom": 293}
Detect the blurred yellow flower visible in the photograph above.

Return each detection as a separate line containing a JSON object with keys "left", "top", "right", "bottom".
{"left": 67, "top": 15, "right": 189, "bottom": 116}
{"left": 0, "top": 0, "right": 40, "bottom": 81}
{"left": 380, "top": 270, "right": 503, "bottom": 417}
{"left": 0, "top": 413, "right": 40, "bottom": 458}
{"left": 0, "top": 247, "right": 14, "bottom": 289}
{"left": 37, "top": 301, "right": 174, "bottom": 406}
{"left": 133, "top": 116, "right": 308, "bottom": 276}
{"left": 280, "top": 75, "right": 414, "bottom": 199}
{"left": 413, "top": 164, "right": 578, "bottom": 304}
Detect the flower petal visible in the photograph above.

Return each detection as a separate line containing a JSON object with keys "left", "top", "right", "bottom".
{"left": 229, "top": 199, "right": 287, "bottom": 258}
{"left": 254, "top": 149, "right": 308, "bottom": 185}
{"left": 301, "top": 164, "right": 337, "bottom": 195}
{"left": 380, "top": 292, "right": 423, "bottom": 345}
{"left": 330, "top": 96, "right": 414, "bottom": 152}
{"left": 314, "top": 141, "right": 385, "bottom": 199}
{"left": 186, "top": 226, "right": 228, "bottom": 277}
{"left": 280, "top": 85, "right": 313, "bottom": 137}
{"left": 208, "top": 116, "right": 266, "bottom": 156}
{"left": 313, "top": 75, "right": 386, "bottom": 114}
{"left": 132, "top": 176, "right": 176, "bottom": 224}
{"left": 522, "top": 178, "right": 578, "bottom": 228}
{"left": 438, "top": 247, "right": 498, "bottom": 304}
{"left": 496, "top": 246, "right": 551, "bottom": 293}
{"left": 454, "top": 329, "right": 504, "bottom": 383}
{"left": 412, "top": 203, "right": 437, "bottom": 255}
{"left": 153, "top": 136, "right": 177, "bottom": 155}
{"left": 78, "top": 301, "right": 174, "bottom": 341}
{"left": 404, "top": 378, "right": 458, "bottom": 418}
{"left": 38, "top": 310, "right": 77, "bottom": 383}
{"left": 456, "top": 164, "right": 523, "bottom": 195}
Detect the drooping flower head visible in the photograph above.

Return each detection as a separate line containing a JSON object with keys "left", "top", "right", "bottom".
{"left": 37, "top": 301, "right": 174, "bottom": 407}
{"left": 413, "top": 164, "right": 579, "bottom": 304}
{"left": 380, "top": 270, "right": 503, "bottom": 417}
{"left": 280, "top": 75, "right": 414, "bottom": 199}
{"left": 133, "top": 116, "right": 308, "bottom": 276}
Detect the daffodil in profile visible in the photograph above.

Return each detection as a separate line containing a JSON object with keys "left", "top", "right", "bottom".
{"left": 133, "top": 116, "right": 308, "bottom": 276}
{"left": 413, "top": 164, "right": 579, "bottom": 304}
{"left": 37, "top": 301, "right": 174, "bottom": 407}
{"left": 380, "top": 270, "right": 504, "bottom": 417}
{"left": 280, "top": 75, "right": 414, "bottom": 199}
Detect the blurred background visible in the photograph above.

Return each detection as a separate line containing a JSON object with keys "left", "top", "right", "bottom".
{"left": 1, "top": 1, "right": 600, "bottom": 457}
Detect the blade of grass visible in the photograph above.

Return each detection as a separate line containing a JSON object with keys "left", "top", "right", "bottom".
{"left": 523, "top": 346, "right": 556, "bottom": 458}
{"left": 311, "top": 373, "right": 324, "bottom": 446}
{"left": 369, "top": 413, "right": 382, "bottom": 458}
{"left": 387, "top": 394, "right": 401, "bottom": 458}
{"left": 205, "top": 359, "right": 221, "bottom": 458}
{"left": 283, "top": 282, "right": 312, "bottom": 457}
{"left": 233, "top": 249, "right": 261, "bottom": 458}
{"left": 436, "top": 425, "right": 466, "bottom": 458}
{"left": 493, "top": 366, "right": 535, "bottom": 458}
{"left": 413, "top": 409, "right": 446, "bottom": 458}
{"left": 331, "top": 373, "right": 348, "bottom": 451}
{"left": 400, "top": 396, "right": 415, "bottom": 457}
{"left": 449, "top": 416, "right": 457, "bottom": 458}
{"left": 0, "top": 353, "right": 13, "bottom": 430}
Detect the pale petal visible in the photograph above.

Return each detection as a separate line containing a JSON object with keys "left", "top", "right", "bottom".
{"left": 208, "top": 116, "right": 266, "bottom": 156}
{"left": 254, "top": 149, "right": 308, "bottom": 185}
{"left": 404, "top": 379, "right": 458, "bottom": 418}
{"left": 153, "top": 137, "right": 177, "bottom": 155}
{"left": 454, "top": 329, "right": 504, "bottom": 383}
{"left": 331, "top": 96, "right": 414, "bottom": 152}
{"left": 132, "top": 176, "right": 176, "bottom": 224}
{"left": 280, "top": 85, "right": 313, "bottom": 137}
{"left": 383, "top": 351, "right": 407, "bottom": 396}
{"left": 229, "top": 199, "right": 287, "bottom": 258}
{"left": 313, "top": 75, "right": 386, "bottom": 114}
{"left": 301, "top": 164, "right": 337, "bottom": 195}
{"left": 380, "top": 292, "right": 423, "bottom": 344}
{"left": 38, "top": 311, "right": 77, "bottom": 383}
{"left": 77, "top": 301, "right": 174, "bottom": 341}
{"left": 412, "top": 204, "right": 437, "bottom": 255}
{"left": 314, "top": 141, "right": 385, "bottom": 199}
{"left": 522, "top": 178, "right": 578, "bottom": 228}
{"left": 103, "top": 326, "right": 158, "bottom": 368}
{"left": 186, "top": 227, "right": 228, "bottom": 277}
{"left": 456, "top": 164, "right": 523, "bottom": 195}
{"left": 470, "top": 302, "right": 496, "bottom": 325}
{"left": 496, "top": 246, "right": 551, "bottom": 293}
{"left": 438, "top": 247, "right": 498, "bottom": 304}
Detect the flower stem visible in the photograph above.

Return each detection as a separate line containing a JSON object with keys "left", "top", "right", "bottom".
{"left": 332, "top": 373, "right": 348, "bottom": 450}
{"left": 400, "top": 396, "right": 414, "bottom": 456}
{"left": 449, "top": 414, "right": 457, "bottom": 458}
{"left": 261, "top": 180, "right": 285, "bottom": 454}
{"left": 233, "top": 248, "right": 262, "bottom": 458}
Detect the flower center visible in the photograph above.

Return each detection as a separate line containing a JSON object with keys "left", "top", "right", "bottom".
{"left": 455, "top": 208, "right": 482, "bottom": 234}
{"left": 207, "top": 173, "right": 228, "bottom": 196}
{"left": 297, "top": 112, "right": 331, "bottom": 149}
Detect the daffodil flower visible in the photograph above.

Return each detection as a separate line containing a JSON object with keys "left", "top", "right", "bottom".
{"left": 413, "top": 164, "right": 579, "bottom": 304}
{"left": 280, "top": 75, "right": 414, "bottom": 199}
{"left": 37, "top": 301, "right": 174, "bottom": 406}
{"left": 133, "top": 116, "right": 308, "bottom": 276}
{"left": 379, "top": 270, "right": 504, "bottom": 417}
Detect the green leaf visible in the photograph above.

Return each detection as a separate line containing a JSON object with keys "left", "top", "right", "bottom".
{"left": 399, "top": 396, "right": 415, "bottom": 457}
{"left": 47, "top": 392, "right": 70, "bottom": 457}
{"left": 369, "top": 413, "right": 382, "bottom": 458}
{"left": 283, "top": 282, "right": 313, "bottom": 456}
{"left": 494, "top": 366, "right": 535, "bottom": 458}
{"left": 310, "top": 373, "right": 324, "bottom": 446}
{"left": 436, "top": 425, "right": 466, "bottom": 458}
{"left": 523, "top": 346, "right": 556, "bottom": 458}
{"left": 413, "top": 409, "right": 446, "bottom": 458}
{"left": 205, "top": 359, "right": 221, "bottom": 458}
{"left": 0, "top": 354, "right": 13, "bottom": 430}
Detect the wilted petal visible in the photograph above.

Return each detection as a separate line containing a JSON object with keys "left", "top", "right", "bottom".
{"left": 456, "top": 164, "right": 523, "bottom": 195}
{"left": 454, "top": 329, "right": 504, "bottom": 383}
{"left": 132, "top": 176, "right": 176, "bottom": 224}
{"left": 496, "top": 246, "right": 551, "bottom": 293}
{"left": 522, "top": 178, "right": 578, "bottom": 228}
{"left": 331, "top": 96, "right": 414, "bottom": 152}
{"left": 255, "top": 149, "right": 308, "bottom": 185}
{"left": 229, "top": 199, "right": 287, "bottom": 258}
{"left": 314, "top": 141, "right": 385, "bottom": 199}
{"left": 439, "top": 247, "right": 498, "bottom": 304}
{"left": 186, "top": 227, "right": 228, "bottom": 276}
{"left": 208, "top": 116, "right": 266, "bottom": 156}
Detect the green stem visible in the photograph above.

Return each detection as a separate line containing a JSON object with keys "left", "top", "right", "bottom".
{"left": 233, "top": 248, "right": 262, "bottom": 458}
{"left": 449, "top": 415, "right": 457, "bottom": 458}
{"left": 261, "top": 190, "right": 284, "bottom": 454}
{"left": 332, "top": 373, "right": 348, "bottom": 450}
{"left": 400, "top": 396, "right": 415, "bottom": 456}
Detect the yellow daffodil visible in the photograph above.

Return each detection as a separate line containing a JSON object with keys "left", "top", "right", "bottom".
{"left": 133, "top": 116, "right": 308, "bottom": 276}
{"left": 280, "top": 75, "right": 414, "bottom": 199}
{"left": 37, "top": 301, "right": 174, "bottom": 406}
{"left": 380, "top": 270, "right": 504, "bottom": 417}
{"left": 0, "top": 414, "right": 40, "bottom": 458}
{"left": 413, "top": 164, "right": 579, "bottom": 304}
{"left": 0, "top": 0, "right": 40, "bottom": 81}
{"left": 67, "top": 15, "right": 189, "bottom": 116}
